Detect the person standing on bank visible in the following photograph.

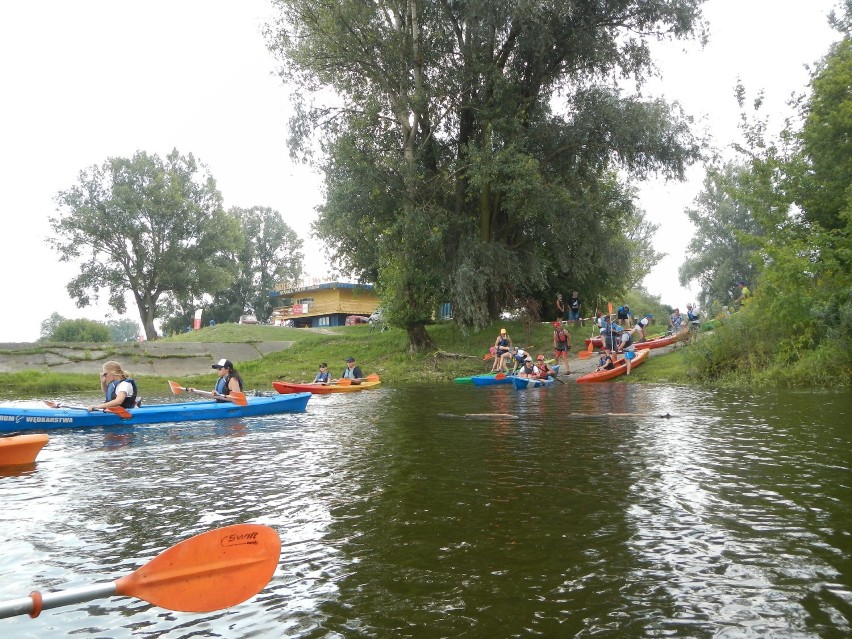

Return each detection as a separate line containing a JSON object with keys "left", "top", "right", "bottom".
{"left": 210, "top": 358, "right": 244, "bottom": 403}
{"left": 89, "top": 360, "right": 138, "bottom": 411}
{"left": 553, "top": 322, "right": 571, "bottom": 373}
{"left": 555, "top": 293, "right": 565, "bottom": 323}
{"left": 341, "top": 356, "right": 364, "bottom": 382}
{"left": 493, "top": 328, "right": 513, "bottom": 372}
{"left": 568, "top": 291, "right": 581, "bottom": 325}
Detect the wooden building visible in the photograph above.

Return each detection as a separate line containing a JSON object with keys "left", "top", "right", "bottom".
{"left": 269, "top": 281, "right": 380, "bottom": 328}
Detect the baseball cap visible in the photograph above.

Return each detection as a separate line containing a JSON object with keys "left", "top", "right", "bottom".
{"left": 500, "top": 328, "right": 507, "bottom": 334}
{"left": 536, "top": 354, "right": 545, "bottom": 361}
{"left": 346, "top": 356, "right": 355, "bottom": 362}
{"left": 212, "top": 358, "right": 233, "bottom": 369}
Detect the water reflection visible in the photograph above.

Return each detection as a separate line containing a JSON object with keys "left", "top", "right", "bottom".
{"left": 0, "top": 386, "right": 849, "bottom": 637}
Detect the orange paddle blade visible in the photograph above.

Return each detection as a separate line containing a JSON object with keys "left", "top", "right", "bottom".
{"left": 230, "top": 391, "right": 248, "bottom": 407}
{"left": 168, "top": 381, "right": 186, "bottom": 395}
{"left": 106, "top": 407, "right": 133, "bottom": 419}
{"left": 115, "top": 524, "right": 280, "bottom": 613}
{"left": 608, "top": 302, "right": 613, "bottom": 315}
{"left": 363, "top": 374, "right": 380, "bottom": 382}
{"left": 335, "top": 379, "right": 352, "bottom": 386}
{"left": 578, "top": 350, "right": 595, "bottom": 360}
{"left": 483, "top": 353, "right": 494, "bottom": 360}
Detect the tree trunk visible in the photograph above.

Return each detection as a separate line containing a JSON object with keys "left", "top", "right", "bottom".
{"left": 406, "top": 321, "right": 433, "bottom": 353}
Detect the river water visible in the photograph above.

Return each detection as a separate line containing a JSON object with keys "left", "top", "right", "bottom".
{"left": 1, "top": 383, "right": 850, "bottom": 638}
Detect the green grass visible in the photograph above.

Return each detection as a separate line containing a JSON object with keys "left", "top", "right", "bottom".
{"left": 0, "top": 320, "right": 684, "bottom": 395}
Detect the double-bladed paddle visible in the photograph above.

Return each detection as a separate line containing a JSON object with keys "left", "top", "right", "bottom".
{"left": 168, "top": 381, "right": 247, "bottom": 406}
{"left": 44, "top": 401, "right": 132, "bottom": 419}
{"left": 0, "top": 523, "right": 280, "bottom": 619}
{"left": 335, "top": 374, "right": 380, "bottom": 386}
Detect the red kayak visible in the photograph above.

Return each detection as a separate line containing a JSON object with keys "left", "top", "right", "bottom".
{"left": 576, "top": 349, "right": 649, "bottom": 383}
{"left": 272, "top": 378, "right": 381, "bottom": 395}
{"left": 584, "top": 331, "right": 685, "bottom": 350}
{"left": 0, "top": 434, "right": 48, "bottom": 466}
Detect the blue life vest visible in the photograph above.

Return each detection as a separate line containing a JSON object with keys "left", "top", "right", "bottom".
{"left": 106, "top": 378, "right": 138, "bottom": 409}
{"left": 215, "top": 373, "right": 244, "bottom": 400}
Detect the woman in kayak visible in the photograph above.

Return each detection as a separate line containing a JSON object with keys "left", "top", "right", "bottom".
{"left": 89, "top": 360, "right": 138, "bottom": 411}
{"left": 211, "top": 358, "right": 244, "bottom": 403}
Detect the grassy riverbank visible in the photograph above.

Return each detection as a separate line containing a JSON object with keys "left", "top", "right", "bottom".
{"left": 0, "top": 320, "right": 688, "bottom": 397}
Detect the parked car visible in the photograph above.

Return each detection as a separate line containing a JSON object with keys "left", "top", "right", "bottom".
{"left": 239, "top": 313, "right": 259, "bottom": 324}
{"left": 345, "top": 315, "right": 370, "bottom": 326}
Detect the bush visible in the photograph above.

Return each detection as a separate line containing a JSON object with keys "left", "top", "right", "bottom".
{"left": 50, "top": 319, "right": 110, "bottom": 342}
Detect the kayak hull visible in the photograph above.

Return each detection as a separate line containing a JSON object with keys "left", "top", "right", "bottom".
{"left": 272, "top": 380, "right": 381, "bottom": 394}
{"left": 472, "top": 365, "right": 559, "bottom": 387}
{"left": 584, "top": 332, "right": 684, "bottom": 350}
{"left": 575, "top": 349, "right": 649, "bottom": 383}
{"left": 0, "top": 394, "right": 312, "bottom": 433}
{"left": 512, "top": 376, "right": 556, "bottom": 389}
{"left": 0, "top": 433, "right": 49, "bottom": 465}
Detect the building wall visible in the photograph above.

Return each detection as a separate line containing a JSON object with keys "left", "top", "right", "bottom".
{"left": 270, "top": 282, "right": 380, "bottom": 327}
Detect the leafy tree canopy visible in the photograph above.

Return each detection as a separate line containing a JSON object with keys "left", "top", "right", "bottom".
{"left": 267, "top": 0, "right": 705, "bottom": 350}
{"left": 49, "top": 149, "right": 241, "bottom": 340}
{"left": 107, "top": 318, "right": 142, "bottom": 342}
{"left": 210, "top": 206, "right": 304, "bottom": 324}
{"left": 50, "top": 319, "right": 110, "bottom": 343}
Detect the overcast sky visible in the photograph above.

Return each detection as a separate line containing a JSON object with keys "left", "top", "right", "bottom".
{"left": 0, "top": 0, "right": 841, "bottom": 342}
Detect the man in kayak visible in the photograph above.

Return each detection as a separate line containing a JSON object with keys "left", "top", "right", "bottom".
{"left": 517, "top": 357, "right": 539, "bottom": 379}
{"left": 595, "top": 350, "right": 615, "bottom": 372}
{"left": 340, "top": 356, "right": 364, "bottom": 383}
{"left": 211, "top": 359, "right": 244, "bottom": 403}
{"left": 535, "top": 354, "right": 554, "bottom": 379}
{"left": 89, "top": 360, "right": 138, "bottom": 412}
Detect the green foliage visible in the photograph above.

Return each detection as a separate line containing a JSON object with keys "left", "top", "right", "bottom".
{"left": 269, "top": 0, "right": 705, "bottom": 349}
{"left": 49, "top": 149, "right": 239, "bottom": 340}
{"left": 50, "top": 319, "right": 110, "bottom": 343}
{"left": 106, "top": 318, "right": 142, "bottom": 342}
{"left": 678, "top": 14, "right": 852, "bottom": 388}
{"left": 207, "top": 206, "right": 304, "bottom": 325}
{"left": 39, "top": 312, "right": 66, "bottom": 342}
{"left": 791, "top": 34, "right": 852, "bottom": 231}
{"left": 678, "top": 163, "right": 763, "bottom": 308}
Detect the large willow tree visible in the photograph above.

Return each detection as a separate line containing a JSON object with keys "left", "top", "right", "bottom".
{"left": 267, "top": 0, "right": 705, "bottom": 350}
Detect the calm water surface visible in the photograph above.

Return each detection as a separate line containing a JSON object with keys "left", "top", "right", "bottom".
{"left": 0, "top": 383, "right": 850, "bottom": 638}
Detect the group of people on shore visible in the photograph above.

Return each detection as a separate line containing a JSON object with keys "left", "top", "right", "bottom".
{"left": 491, "top": 326, "right": 569, "bottom": 378}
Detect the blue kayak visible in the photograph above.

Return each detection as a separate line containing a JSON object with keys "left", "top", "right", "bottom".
{"left": 513, "top": 376, "right": 556, "bottom": 389}
{"left": 470, "top": 373, "right": 516, "bottom": 386}
{"left": 0, "top": 393, "right": 312, "bottom": 433}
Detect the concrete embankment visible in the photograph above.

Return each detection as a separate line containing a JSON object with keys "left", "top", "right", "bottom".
{"left": 0, "top": 341, "right": 293, "bottom": 377}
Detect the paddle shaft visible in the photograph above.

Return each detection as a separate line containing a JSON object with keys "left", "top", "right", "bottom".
{"left": 0, "top": 582, "right": 117, "bottom": 619}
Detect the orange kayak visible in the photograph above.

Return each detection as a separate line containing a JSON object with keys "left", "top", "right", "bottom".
{"left": 576, "top": 348, "right": 649, "bottom": 383}
{"left": 272, "top": 379, "right": 381, "bottom": 395}
{"left": 0, "top": 433, "right": 48, "bottom": 466}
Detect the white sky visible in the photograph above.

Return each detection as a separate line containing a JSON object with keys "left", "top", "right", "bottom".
{"left": 0, "top": 0, "right": 841, "bottom": 342}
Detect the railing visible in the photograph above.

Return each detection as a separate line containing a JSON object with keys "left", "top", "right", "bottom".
{"left": 272, "top": 300, "right": 377, "bottom": 319}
